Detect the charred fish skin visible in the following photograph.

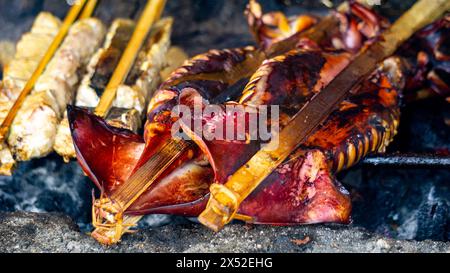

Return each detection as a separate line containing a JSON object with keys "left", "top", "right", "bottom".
{"left": 8, "top": 18, "right": 106, "bottom": 162}
{"left": 0, "top": 12, "right": 61, "bottom": 176}
{"left": 54, "top": 18, "right": 173, "bottom": 161}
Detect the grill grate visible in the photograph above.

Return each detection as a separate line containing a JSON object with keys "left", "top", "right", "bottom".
{"left": 363, "top": 153, "right": 450, "bottom": 167}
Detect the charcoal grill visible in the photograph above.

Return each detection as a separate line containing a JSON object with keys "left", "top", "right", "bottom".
{"left": 0, "top": 0, "right": 449, "bottom": 244}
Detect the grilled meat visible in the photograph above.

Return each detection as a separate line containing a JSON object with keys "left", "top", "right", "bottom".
{"left": 54, "top": 18, "right": 173, "bottom": 162}
{"left": 70, "top": 2, "right": 390, "bottom": 224}
{"left": 0, "top": 12, "right": 61, "bottom": 175}
{"left": 7, "top": 18, "right": 106, "bottom": 161}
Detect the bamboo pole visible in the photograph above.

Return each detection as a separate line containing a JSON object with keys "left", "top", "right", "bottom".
{"left": 0, "top": 0, "right": 96, "bottom": 143}
{"left": 198, "top": 0, "right": 450, "bottom": 232}
{"left": 94, "top": 0, "right": 167, "bottom": 117}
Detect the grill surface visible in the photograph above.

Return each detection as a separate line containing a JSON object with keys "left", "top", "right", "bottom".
{"left": 0, "top": 0, "right": 449, "bottom": 242}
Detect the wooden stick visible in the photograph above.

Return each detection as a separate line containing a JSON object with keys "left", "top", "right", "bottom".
{"left": 0, "top": 0, "right": 93, "bottom": 143}
{"left": 90, "top": 0, "right": 167, "bottom": 245}
{"left": 198, "top": 0, "right": 450, "bottom": 232}
{"left": 80, "top": 0, "right": 98, "bottom": 19}
{"left": 94, "top": 0, "right": 167, "bottom": 117}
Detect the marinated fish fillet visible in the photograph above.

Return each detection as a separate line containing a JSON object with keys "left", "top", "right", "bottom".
{"left": 8, "top": 18, "right": 106, "bottom": 161}
{"left": 0, "top": 13, "right": 61, "bottom": 175}
{"left": 54, "top": 18, "right": 174, "bottom": 161}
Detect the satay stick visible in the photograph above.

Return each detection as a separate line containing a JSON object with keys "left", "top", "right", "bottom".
{"left": 0, "top": 0, "right": 96, "bottom": 143}
{"left": 80, "top": 0, "right": 99, "bottom": 19}
{"left": 198, "top": 0, "right": 450, "bottom": 232}
{"left": 94, "top": 0, "right": 167, "bottom": 117}
{"left": 90, "top": 0, "right": 166, "bottom": 245}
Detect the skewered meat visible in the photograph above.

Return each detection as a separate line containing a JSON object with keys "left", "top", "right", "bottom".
{"left": 53, "top": 18, "right": 135, "bottom": 162}
{"left": 0, "top": 12, "right": 61, "bottom": 175}
{"left": 54, "top": 18, "right": 173, "bottom": 161}
{"left": 72, "top": 19, "right": 136, "bottom": 109}
{"left": 113, "top": 17, "right": 172, "bottom": 114}
{"left": 70, "top": 2, "right": 393, "bottom": 226}
{"left": 68, "top": 0, "right": 450, "bottom": 244}
{"left": 7, "top": 18, "right": 106, "bottom": 161}
{"left": 400, "top": 14, "right": 450, "bottom": 101}
{"left": 0, "top": 41, "right": 15, "bottom": 75}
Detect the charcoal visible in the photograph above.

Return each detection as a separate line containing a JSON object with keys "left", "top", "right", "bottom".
{"left": 0, "top": 0, "right": 449, "bottom": 249}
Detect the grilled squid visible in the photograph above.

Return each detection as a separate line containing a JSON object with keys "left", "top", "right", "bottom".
{"left": 0, "top": 12, "right": 61, "bottom": 175}
{"left": 400, "top": 14, "right": 450, "bottom": 101}
{"left": 7, "top": 18, "right": 106, "bottom": 161}
{"left": 53, "top": 18, "right": 173, "bottom": 162}
{"left": 69, "top": 2, "right": 400, "bottom": 225}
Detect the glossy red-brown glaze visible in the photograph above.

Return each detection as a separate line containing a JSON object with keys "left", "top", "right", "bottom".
{"left": 70, "top": 2, "right": 405, "bottom": 225}
{"left": 400, "top": 15, "right": 450, "bottom": 100}
{"left": 245, "top": 0, "right": 317, "bottom": 51}
{"left": 68, "top": 106, "right": 145, "bottom": 194}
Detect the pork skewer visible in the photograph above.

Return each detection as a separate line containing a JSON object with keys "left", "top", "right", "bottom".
{"left": 54, "top": 17, "right": 173, "bottom": 161}
{"left": 7, "top": 17, "right": 106, "bottom": 161}
{"left": 0, "top": 12, "right": 62, "bottom": 175}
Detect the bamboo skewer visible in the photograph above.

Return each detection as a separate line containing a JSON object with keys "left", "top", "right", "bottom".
{"left": 198, "top": 0, "right": 450, "bottom": 232}
{"left": 94, "top": 0, "right": 167, "bottom": 117}
{"left": 0, "top": 0, "right": 96, "bottom": 144}
{"left": 90, "top": 0, "right": 167, "bottom": 245}
{"left": 80, "top": 0, "right": 99, "bottom": 19}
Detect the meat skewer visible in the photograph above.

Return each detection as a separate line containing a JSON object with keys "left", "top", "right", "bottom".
{"left": 7, "top": 17, "right": 106, "bottom": 161}
{"left": 0, "top": 12, "right": 62, "bottom": 175}
{"left": 0, "top": 0, "right": 99, "bottom": 174}
{"left": 53, "top": 18, "right": 135, "bottom": 161}
{"left": 0, "top": 41, "right": 15, "bottom": 77}
{"left": 94, "top": 0, "right": 167, "bottom": 118}
{"left": 54, "top": 17, "right": 173, "bottom": 161}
